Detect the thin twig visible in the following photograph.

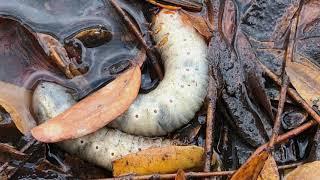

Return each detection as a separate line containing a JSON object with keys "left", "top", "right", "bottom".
{"left": 109, "top": 0, "right": 164, "bottom": 80}
{"left": 0, "top": 138, "right": 37, "bottom": 174}
{"left": 267, "top": 50, "right": 290, "bottom": 149}
{"left": 268, "top": 13, "right": 294, "bottom": 148}
{"left": 104, "top": 161, "right": 303, "bottom": 180}
{"left": 268, "top": 75, "right": 289, "bottom": 148}
{"left": 278, "top": 161, "right": 304, "bottom": 170}
{"left": 104, "top": 171, "right": 234, "bottom": 180}
{"left": 204, "top": 74, "right": 217, "bottom": 173}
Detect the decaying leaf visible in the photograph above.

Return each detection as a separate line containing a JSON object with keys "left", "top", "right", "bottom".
{"left": 285, "top": 161, "right": 320, "bottom": 180}
{"left": 257, "top": 155, "right": 280, "bottom": 180}
{"left": 31, "top": 66, "right": 141, "bottom": 143}
{"left": 231, "top": 151, "right": 269, "bottom": 180}
{"left": 286, "top": 57, "right": 320, "bottom": 111}
{"left": 0, "top": 81, "right": 36, "bottom": 135}
{"left": 112, "top": 145, "right": 204, "bottom": 176}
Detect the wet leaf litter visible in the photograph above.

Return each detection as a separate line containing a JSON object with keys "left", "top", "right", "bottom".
{"left": 0, "top": 0, "right": 320, "bottom": 179}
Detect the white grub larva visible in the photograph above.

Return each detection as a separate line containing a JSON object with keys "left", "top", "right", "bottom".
{"left": 32, "top": 82, "right": 177, "bottom": 170}
{"left": 110, "top": 10, "right": 208, "bottom": 136}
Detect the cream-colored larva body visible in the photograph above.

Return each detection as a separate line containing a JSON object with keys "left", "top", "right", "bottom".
{"left": 32, "top": 82, "right": 176, "bottom": 170}
{"left": 110, "top": 10, "right": 208, "bottom": 136}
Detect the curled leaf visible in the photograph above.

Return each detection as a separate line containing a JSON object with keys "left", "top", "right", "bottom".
{"left": 31, "top": 66, "right": 141, "bottom": 143}
{"left": 112, "top": 145, "right": 204, "bottom": 176}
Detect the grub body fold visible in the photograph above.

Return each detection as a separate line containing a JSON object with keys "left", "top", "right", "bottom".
{"left": 32, "top": 82, "right": 175, "bottom": 170}
{"left": 111, "top": 10, "right": 208, "bottom": 136}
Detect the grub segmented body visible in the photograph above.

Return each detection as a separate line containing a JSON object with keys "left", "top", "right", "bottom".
{"left": 32, "top": 82, "right": 176, "bottom": 170}
{"left": 110, "top": 10, "right": 208, "bottom": 136}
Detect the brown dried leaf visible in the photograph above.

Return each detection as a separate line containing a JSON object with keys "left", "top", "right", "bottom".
{"left": 31, "top": 66, "right": 141, "bottom": 143}
{"left": 257, "top": 155, "right": 280, "bottom": 180}
{"left": 112, "top": 146, "right": 204, "bottom": 176}
{"left": 231, "top": 151, "right": 269, "bottom": 180}
{"left": 180, "top": 10, "right": 212, "bottom": 40}
{"left": 285, "top": 161, "right": 320, "bottom": 180}
{"left": 286, "top": 57, "right": 320, "bottom": 111}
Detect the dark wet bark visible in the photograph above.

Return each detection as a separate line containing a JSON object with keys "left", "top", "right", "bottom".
{"left": 209, "top": 0, "right": 317, "bottom": 166}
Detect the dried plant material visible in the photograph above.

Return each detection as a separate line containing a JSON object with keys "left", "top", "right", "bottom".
{"left": 285, "top": 161, "right": 320, "bottom": 180}
{"left": 175, "top": 169, "right": 186, "bottom": 180}
{"left": 222, "top": 0, "right": 236, "bottom": 44}
{"left": 161, "top": 0, "right": 203, "bottom": 11}
{"left": 31, "top": 66, "right": 141, "bottom": 143}
{"left": 147, "top": 0, "right": 181, "bottom": 10}
{"left": 286, "top": 57, "right": 320, "bottom": 112}
{"left": 112, "top": 146, "right": 204, "bottom": 176}
{"left": 231, "top": 151, "right": 269, "bottom": 180}
{"left": 0, "top": 81, "right": 36, "bottom": 135}
{"left": 181, "top": 10, "right": 212, "bottom": 40}
{"left": 257, "top": 155, "right": 280, "bottom": 180}
{"left": 36, "top": 33, "right": 82, "bottom": 78}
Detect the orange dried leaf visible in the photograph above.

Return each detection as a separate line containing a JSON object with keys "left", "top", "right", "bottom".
{"left": 286, "top": 57, "right": 320, "bottom": 111}
{"left": 285, "top": 161, "right": 320, "bottom": 180}
{"left": 31, "top": 66, "right": 141, "bottom": 143}
{"left": 231, "top": 151, "right": 269, "bottom": 180}
{"left": 257, "top": 155, "right": 280, "bottom": 180}
{"left": 112, "top": 146, "right": 204, "bottom": 176}
{"left": 0, "top": 81, "right": 36, "bottom": 134}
